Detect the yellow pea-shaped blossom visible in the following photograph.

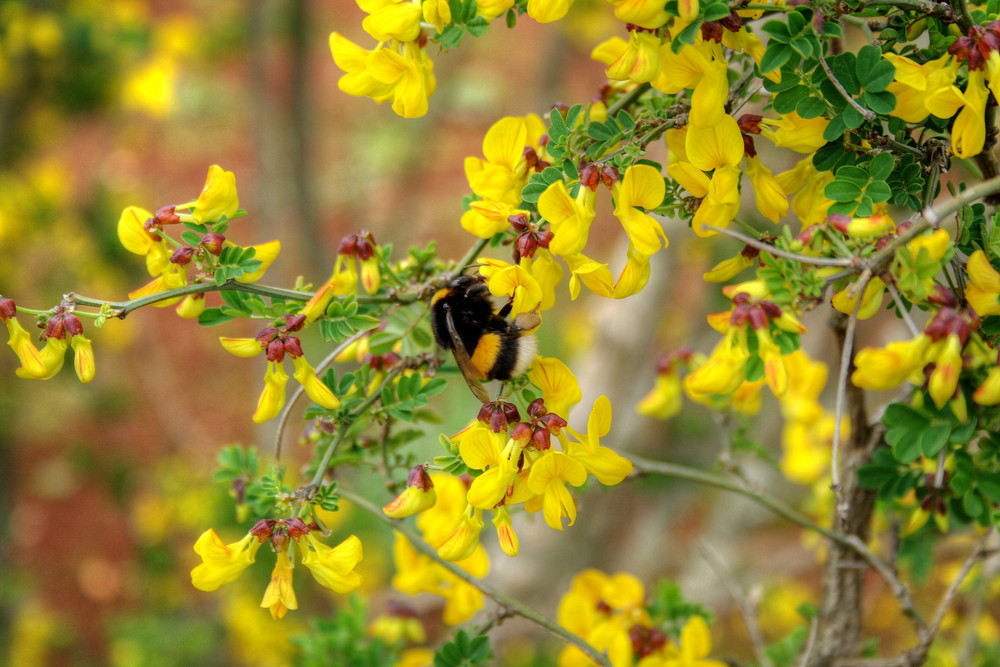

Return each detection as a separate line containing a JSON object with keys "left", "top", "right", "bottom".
{"left": 190, "top": 529, "right": 261, "bottom": 592}
{"left": 190, "top": 165, "right": 239, "bottom": 224}
{"left": 527, "top": 355, "right": 582, "bottom": 418}
{"left": 613, "top": 164, "right": 667, "bottom": 255}
{"left": 966, "top": 250, "right": 1000, "bottom": 317}
{"left": 253, "top": 361, "right": 289, "bottom": 423}
{"left": 260, "top": 549, "right": 297, "bottom": 620}
{"left": 301, "top": 533, "right": 363, "bottom": 593}
{"left": 527, "top": 451, "right": 587, "bottom": 530}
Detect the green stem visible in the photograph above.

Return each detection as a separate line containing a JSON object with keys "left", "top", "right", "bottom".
{"left": 607, "top": 83, "right": 651, "bottom": 118}
{"left": 307, "top": 367, "right": 404, "bottom": 491}
{"left": 338, "top": 488, "right": 614, "bottom": 667}
{"left": 703, "top": 225, "right": 855, "bottom": 267}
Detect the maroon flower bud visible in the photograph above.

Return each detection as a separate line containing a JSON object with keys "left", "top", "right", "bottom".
{"left": 740, "top": 245, "right": 761, "bottom": 260}
{"left": 760, "top": 300, "right": 783, "bottom": 319}
{"left": 250, "top": 519, "right": 275, "bottom": 540}
{"left": 154, "top": 205, "right": 180, "bottom": 225}
{"left": 284, "top": 314, "right": 307, "bottom": 332}
{"left": 516, "top": 232, "right": 539, "bottom": 260}
{"left": 285, "top": 517, "right": 310, "bottom": 538}
{"left": 490, "top": 408, "right": 507, "bottom": 433}
{"left": 827, "top": 213, "right": 852, "bottom": 234}
{"left": 406, "top": 464, "right": 435, "bottom": 492}
{"left": 796, "top": 226, "right": 817, "bottom": 245}
{"left": 170, "top": 245, "right": 196, "bottom": 265}
{"left": 600, "top": 165, "right": 620, "bottom": 188}
{"left": 536, "top": 230, "right": 553, "bottom": 248}
{"left": 532, "top": 427, "right": 551, "bottom": 450}
{"left": 747, "top": 306, "right": 769, "bottom": 330}
{"left": 720, "top": 10, "right": 743, "bottom": 32}
{"left": 732, "top": 292, "right": 752, "bottom": 306}
{"left": 580, "top": 164, "right": 600, "bottom": 190}
{"left": 701, "top": 20, "right": 724, "bottom": 43}
{"left": 737, "top": 114, "right": 763, "bottom": 134}
{"left": 0, "top": 297, "right": 16, "bottom": 321}
{"left": 44, "top": 317, "right": 65, "bottom": 340}
{"left": 266, "top": 338, "right": 286, "bottom": 362}
{"left": 509, "top": 213, "right": 529, "bottom": 231}
{"left": 928, "top": 285, "right": 958, "bottom": 308}
{"left": 510, "top": 421, "right": 533, "bottom": 443}
{"left": 141, "top": 218, "right": 163, "bottom": 242}
{"left": 199, "top": 232, "right": 226, "bottom": 255}
{"left": 63, "top": 313, "right": 83, "bottom": 337}
{"left": 282, "top": 336, "right": 304, "bottom": 358}
{"left": 743, "top": 134, "right": 757, "bottom": 158}
{"left": 527, "top": 398, "right": 547, "bottom": 418}
{"left": 539, "top": 412, "right": 568, "bottom": 433}
{"left": 255, "top": 326, "right": 278, "bottom": 344}
{"left": 503, "top": 401, "right": 521, "bottom": 424}
{"left": 523, "top": 147, "right": 540, "bottom": 170}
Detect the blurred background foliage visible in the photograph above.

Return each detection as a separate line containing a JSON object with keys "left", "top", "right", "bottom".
{"left": 2, "top": 1, "right": 997, "bottom": 666}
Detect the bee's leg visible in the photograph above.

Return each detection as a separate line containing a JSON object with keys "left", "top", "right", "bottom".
{"left": 497, "top": 301, "right": 512, "bottom": 319}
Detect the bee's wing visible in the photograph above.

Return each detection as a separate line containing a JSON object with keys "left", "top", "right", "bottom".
{"left": 444, "top": 304, "right": 490, "bottom": 404}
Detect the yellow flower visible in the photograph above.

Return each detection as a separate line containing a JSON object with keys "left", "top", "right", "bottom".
{"left": 437, "top": 507, "right": 485, "bottom": 561}
{"left": 564, "top": 252, "right": 615, "bottom": 300}
{"left": 360, "top": 0, "right": 423, "bottom": 42}
{"left": 260, "top": 550, "right": 298, "bottom": 620}
{"left": 465, "top": 116, "right": 530, "bottom": 205}
{"left": 831, "top": 277, "right": 886, "bottom": 320}
{"left": 236, "top": 240, "right": 282, "bottom": 284}
{"left": 612, "top": 247, "right": 652, "bottom": 298}
{"left": 253, "top": 361, "right": 289, "bottom": 424}
{"left": 638, "top": 368, "right": 683, "bottom": 419}
{"left": 952, "top": 69, "right": 988, "bottom": 159}
{"left": 685, "top": 115, "right": 744, "bottom": 171}
{"left": 974, "top": 365, "right": 1000, "bottom": 405}
{"left": 662, "top": 615, "right": 728, "bottom": 667}
{"left": 461, "top": 200, "right": 520, "bottom": 239}
{"left": 538, "top": 180, "right": 597, "bottom": 257}
{"left": 598, "top": 30, "right": 662, "bottom": 84}
{"left": 527, "top": 451, "right": 587, "bottom": 530}
{"left": 300, "top": 533, "right": 363, "bottom": 593}
{"left": 745, "top": 156, "right": 788, "bottom": 223}
{"left": 759, "top": 112, "right": 830, "bottom": 153}
{"left": 384, "top": 465, "right": 438, "bottom": 518}
{"left": 606, "top": 0, "right": 670, "bottom": 28}
{"left": 460, "top": 426, "right": 521, "bottom": 510}
{"left": 70, "top": 335, "right": 95, "bottom": 384}
{"left": 527, "top": 0, "right": 574, "bottom": 22}
{"left": 613, "top": 164, "right": 667, "bottom": 255}
{"left": 684, "top": 336, "right": 748, "bottom": 397}
{"left": 966, "top": 250, "right": 1000, "bottom": 316}
{"left": 190, "top": 529, "right": 262, "bottom": 591}
{"left": 928, "top": 334, "right": 963, "bottom": 409}
{"left": 692, "top": 165, "right": 741, "bottom": 237}
{"left": 367, "top": 41, "right": 436, "bottom": 119}
{"left": 486, "top": 263, "right": 544, "bottom": 317}
{"left": 851, "top": 335, "right": 930, "bottom": 391}
{"left": 291, "top": 355, "right": 341, "bottom": 410}
{"left": 492, "top": 505, "right": 519, "bottom": 557}
{"left": 14, "top": 336, "right": 67, "bottom": 380}
{"left": 127, "top": 262, "right": 188, "bottom": 306}
{"left": 564, "top": 395, "right": 633, "bottom": 486}
{"left": 423, "top": 0, "right": 451, "bottom": 32}
{"left": 189, "top": 165, "right": 239, "bottom": 223}
{"left": 175, "top": 294, "right": 206, "bottom": 319}
{"left": 528, "top": 355, "right": 582, "bottom": 418}
{"left": 5, "top": 316, "right": 46, "bottom": 379}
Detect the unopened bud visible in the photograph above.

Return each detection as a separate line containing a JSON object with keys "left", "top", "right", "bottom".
{"left": 600, "top": 165, "right": 619, "bottom": 188}
{"left": 511, "top": 421, "right": 533, "bottom": 443}
{"left": 284, "top": 314, "right": 307, "bottom": 332}
{"left": 580, "top": 164, "right": 600, "bottom": 190}
{"left": 199, "top": 232, "right": 225, "bottom": 255}
{"left": 170, "top": 246, "right": 196, "bottom": 265}
{"left": 282, "top": 336, "right": 303, "bottom": 358}
{"left": 63, "top": 313, "right": 83, "bottom": 337}
{"left": 154, "top": 205, "right": 180, "bottom": 225}
{"left": 0, "top": 297, "right": 16, "bottom": 320}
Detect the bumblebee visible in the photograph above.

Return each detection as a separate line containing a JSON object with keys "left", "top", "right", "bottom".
{"left": 431, "top": 274, "right": 540, "bottom": 403}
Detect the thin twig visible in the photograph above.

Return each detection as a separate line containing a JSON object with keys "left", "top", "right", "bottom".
{"left": 338, "top": 488, "right": 614, "bottom": 667}
{"left": 842, "top": 535, "right": 927, "bottom": 635}
{"left": 885, "top": 281, "right": 921, "bottom": 338}
{"left": 798, "top": 615, "right": 820, "bottom": 667}
{"left": 697, "top": 541, "right": 774, "bottom": 667}
{"left": 831, "top": 284, "right": 867, "bottom": 517}
{"left": 701, "top": 224, "right": 855, "bottom": 267}
{"left": 274, "top": 328, "right": 372, "bottom": 463}
{"left": 817, "top": 50, "right": 875, "bottom": 121}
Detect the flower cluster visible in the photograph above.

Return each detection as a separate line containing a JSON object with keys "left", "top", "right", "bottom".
{"left": 2, "top": 297, "right": 94, "bottom": 383}
{"left": 557, "top": 569, "right": 727, "bottom": 667}
{"left": 191, "top": 518, "right": 362, "bottom": 620}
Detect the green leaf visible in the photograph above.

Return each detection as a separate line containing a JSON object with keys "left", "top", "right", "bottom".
{"left": 868, "top": 152, "right": 895, "bottom": 181}
{"left": 892, "top": 435, "right": 922, "bottom": 464}
{"left": 467, "top": 16, "right": 489, "bottom": 36}
{"left": 864, "top": 59, "right": 897, "bottom": 92}
{"left": 759, "top": 45, "right": 792, "bottom": 74}
{"left": 855, "top": 45, "right": 882, "bottom": 83}
{"left": 842, "top": 103, "right": 865, "bottom": 129}
{"left": 963, "top": 491, "right": 986, "bottom": 518}
{"left": 673, "top": 19, "right": 704, "bottom": 51}
{"left": 831, "top": 53, "right": 861, "bottom": 95}
{"left": 789, "top": 37, "right": 814, "bottom": 58}
{"left": 863, "top": 89, "right": 897, "bottom": 114}
{"left": 918, "top": 423, "right": 951, "bottom": 457}
{"left": 857, "top": 462, "right": 900, "bottom": 489}
{"left": 761, "top": 20, "right": 792, "bottom": 42}
{"left": 824, "top": 180, "right": 863, "bottom": 202}
{"left": 704, "top": 2, "right": 732, "bottom": 20}
{"left": 181, "top": 230, "right": 201, "bottom": 247}
{"left": 796, "top": 95, "right": 827, "bottom": 119}
{"left": 197, "top": 308, "right": 235, "bottom": 327}
{"left": 823, "top": 114, "right": 848, "bottom": 142}
{"left": 866, "top": 180, "right": 892, "bottom": 203}
{"left": 773, "top": 86, "right": 810, "bottom": 114}
{"left": 977, "top": 473, "right": 1000, "bottom": 503}
{"left": 836, "top": 165, "right": 869, "bottom": 185}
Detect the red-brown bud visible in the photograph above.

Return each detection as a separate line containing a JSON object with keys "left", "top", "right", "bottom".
{"left": 199, "top": 232, "right": 225, "bottom": 255}
{"left": 250, "top": 519, "right": 275, "bottom": 541}
{"left": 720, "top": 10, "right": 743, "bottom": 32}
{"left": 170, "top": 246, "right": 196, "bottom": 265}
{"left": 406, "top": 464, "right": 434, "bottom": 491}
{"left": 511, "top": 421, "right": 533, "bottom": 443}
{"left": 701, "top": 20, "right": 724, "bottom": 43}
{"left": 532, "top": 426, "right": 551, "bottom": 450}
{"left": 266, "top": 338, "right": 286, "bottom": 362}
{"left": 738, "top": 114, "right": 763, "bottom": 134}
{"left": 282, "top": 336, "right": 304, "bottom": 358}
{"left": 154, "top": 205, "right": 180, "bottom": 226}
{"left": 928, "top": 285, "right": 958, "bottom": 308}
{"left": 527, "top": 398, "right": 547, "bottom": 418}
{"left": 0, "top": 297, "right": 16, "bottom": 321}
{"left": 743, "top": 134, "right": 757, "bottom": 158}
{"left": 509, "top": 213, "right": 529, "bottom": 231}
{"left": 63, "top": 313, "right": 83, "bottom": 337}
{"left": 285, "top": 517, "right": 310, "bottom": 538}
{"left": 600, "top": 165, "right": 620, "bottom": 188}
{"left": 44, "top": 317, "right": 65, "bottom": 340}
{"left": 284, "top": 314, "right": 307, "bottom": 333}
{"left": 580, "top": 164, "right": 601, "bottom": 190}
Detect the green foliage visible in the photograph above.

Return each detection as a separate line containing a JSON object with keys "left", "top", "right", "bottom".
{"left": 824, "top": 154, "right": 894, "bottom": 217}
{"left": 214, "top": 246, "right": 262, "bottom": 284}
{"left": 318, "top": 295, "right": 382, "bottom": 343}
{"left": 434, "top": 630, "right": 492, "bottom": 667}
{"left": 438, "top": 0, "right": 491, "bottom": 47}
{"left": 646, "top": 579, "right": 713, "bottom": 638}
{"left": 292, "top": 597, "right": 399, "bottom": 667}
